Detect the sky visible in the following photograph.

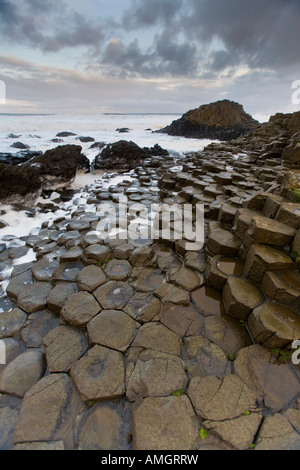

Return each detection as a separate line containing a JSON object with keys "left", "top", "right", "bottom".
{"left": 0, "top": 0, "right": 300, "bottom": 120}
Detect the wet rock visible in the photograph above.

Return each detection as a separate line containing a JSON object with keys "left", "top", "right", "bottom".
{"left": 283, "top": 409, "right": 300, "bottom": 434}
{"left": 126, "top": 350, "right": 188, "bottom": 401}
{"left": 129, "top": 246, "right": 154, "bottom": 267}
{"left": 67, "top": 219, "right": 91, "bottom": 232}
{"left": 132, "top": 396, "right": 198, "bottom": 450}
{"left": 131, "top": 323, "right": 181, "bottom": 356}
{"left": 116, "top": 128, "right": 130, "bottom": 133}
{"left": 13, "top": 441, "right": 65, "bottom": 450}
{"left": 204, "top": 315, "right": 252, "bottom": 356}
{"left": 94, "top": 141, "right": 150, "bottom": 171}
{"left": 75, "top": 402, "right": 132, "bottom": 450}
{"left": 58, "top": 230, "right": 81, "bottom": 246}
{"left": 47, "top": 282, "right": 78, "bottom": 313}
{"left": 0, "top": 145, "right": 84, "bottom": 203}
{"left": 261, "top": 270, "right": 300, "bottom": 308}
{"left": 0, "top": 394, "right": 22, "bottom": 450}
{"left": 206, "top": 255, "right": 233, "bottom": 290}
{"left": 244, "top": 244, "right": 293, "bottom": 283}
{"left": 94, "top": 281, "right": 134, "bottom": 310}
{"left": 70, "top": 346, "right": 125, "bottom": 403}
{"left": 10, "top": 142, "right": 29, "bottom": 150}
{"left": 155, "top": 281, "right": 190, "bottom": 305}
{"left": 87, "top": 310, "right": 137, "bottom": 352}
{"left": 0, "top": 339, "right": 25, "bottom": 374}
{"left": 20, "top": 309, "right": 60, "bottom": 348}
{"left": 0, "top": 308, "right": 27, "bottom": 339}
{"left": 0, "top": 165, "right": 36, "bottom": 202}
{"left": 248, "top": 215, "right": 296, "bottom": 247}
{"left": 222, "top": 277, "right": 264, "bottom": 321}
{"left": 17, "top": 282, "right": 53, "bottom": 314}
{"left": 188, "top": 374, "right": 257, "bottom": 421}
{"left": 184, "top": 251, "right": 207, "bottom": 272}
{"left": 131, "top": 268, "right": 164, "bottom": 292}
{"left": 143, "top": 144, "right": 169, "bottom": 156}
{"left": 234, "top": 344, "right": 300, "bottom": 412}
{"left": 113, "top": 243, "right": 135, "bottom": 260}
{"left": 76, "top": 265, "right": 106, "bottom": 292}
{"left": 255, "top": 413, "right": 300, "bottom": 450}
{"left": 43, "top": 326, "right": 89, "bottom": 373}
{"left": 205, "top": 412, "right": 262, "bottom": 451}
{"left": 182, "top": 335, "right": 229, "bottom": 379}
{"left": 207, "top": 229, "right": 241, "bottom": 256}
{"left": 123, "top": 293, "right": 161, "bottom": 323}
{"left": 168, "top": 266, "right": 204, "bottom": 291}
{"left": 8, "top": 245, "right": 29, "bottom": 260}
{"left": 11, "top": 261, "right": 34, "bottom": 278}
{"left": 76, "top": 136, "right": 95, "bottom": 143}
{"left": 61, "top": 291, "right": 101, "bottom": 327}
{"left": 160, "top": 303, "right": 203, "bottom": 337}
{"left": 60, "top": 246, "right": 83, "bottom": 263}
{"left": 157, "top": 100, "right": 258, "bottom": 141}
{"left": 276, "top": 202, "right": 300, "bottom": 229}
{"left": 31, "top": 258, "right": 59, "bottom": 282}
{"left": 14, "top": 374, "right": 84, "bottom": 448}
{"left": 89, "top": 141, "right": 106, "bottom": 150}
{"left": 0, "top": 349, "right": 46, "bottom": 398}
{"left": 104, "top": 259, "right": 132, "bottom": 281}
{"left": 56, "top": 132, "right": 76, "bottom": 137}
{"left": 81, "top": 245, "right": 110, "bottom": 265}
{"left": 52, "top": 261, "right": 84, "bottom": 282}
{"left": 247, "top": 301, "right": 300, "bottom": 349}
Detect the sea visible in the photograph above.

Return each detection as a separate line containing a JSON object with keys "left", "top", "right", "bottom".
{"left": 0, "top": 112, "right": 216, "bottom": 231}
{"left": 0, "top": 112, "right": 216, "bottom": 303}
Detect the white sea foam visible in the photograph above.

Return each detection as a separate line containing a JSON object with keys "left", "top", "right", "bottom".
{"left": 0, "top": 112, "right": 214, "bottom": 158}
{"left": 0, "top": 113, "right": 216, "bottom": 245}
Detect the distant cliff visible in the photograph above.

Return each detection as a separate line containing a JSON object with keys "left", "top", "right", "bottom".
{"left": 157, "top": 100, "right": 259, "bottom": 141}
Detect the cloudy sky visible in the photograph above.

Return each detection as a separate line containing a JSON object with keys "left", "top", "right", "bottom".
{"left": 0, "top": 0, "right": 299, "bottom": 120}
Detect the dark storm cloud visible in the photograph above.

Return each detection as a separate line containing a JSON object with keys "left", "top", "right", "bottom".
{"left": 102, "top": 32, "right": 198, "bottom": 78}
{"left": 122, "top": 0, "right": 184, "bottom": 28}
{"left": 182, "top": 0, "right": 300, "bottom": 70}
{"left": 1, "top": 0, "right": 299, "bottom": 79}
{"left": 119, "top": 0, "right": 300, "bottom": 75}
{"left": 0, "top": 0, "right": 105, "bottom": 52}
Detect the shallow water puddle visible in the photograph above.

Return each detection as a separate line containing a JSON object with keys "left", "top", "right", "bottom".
{"left": 191, "top": 285, "right": 225, "bottom": 316}
{"left": 217, "top": 257, "right": 244, "bottom": 276}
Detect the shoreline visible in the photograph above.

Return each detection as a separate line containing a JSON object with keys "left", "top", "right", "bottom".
{"left": 0, "top": 110, "right": 300, "bottom": 451}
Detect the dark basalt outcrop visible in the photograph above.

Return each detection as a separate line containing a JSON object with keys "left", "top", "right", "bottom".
{"left": 0, "top": 151, "right": 43, "bottom": 165}
{"left": 157, "top": 100, "right": 259, "bottom": 141}
{"left": 94, "top": 141, "right": 150, "bottom": 171}
{"left": 143, "top": 144, "right": 169, "bottom": 157}
{"left": 0, "top": 163, "right": 41, "bottom": 202}
{"left": 56, "top": 132, "right": 77, "bottom": 138}
{"left": 10, "top": 142, "right": 29, "bottom": 150}
{"left": 0, "top": 145, "right": 84, "bottom": 203}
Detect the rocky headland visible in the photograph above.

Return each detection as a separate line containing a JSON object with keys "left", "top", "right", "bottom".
{"left": 0, "top": 104, "right": 300, "bottom": 451}
{"left": 157, "top": 99, "right": 259, "bottom": 141}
